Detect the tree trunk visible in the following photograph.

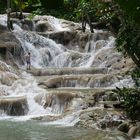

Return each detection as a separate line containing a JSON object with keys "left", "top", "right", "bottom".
{"left": 6, "top": 0, "right": 12, "bottom": 30}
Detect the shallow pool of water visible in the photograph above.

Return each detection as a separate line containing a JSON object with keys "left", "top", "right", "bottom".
{"left": 0, "top": 120, "right": 131, "bottom": 140}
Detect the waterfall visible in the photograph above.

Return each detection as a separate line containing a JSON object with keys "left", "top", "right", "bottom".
{"left": 0, "top": 14, "right": 117, "bottom": 69}
{"left": 0, "top": 14, "right": 136, "bottom": 132}
{"left": 13, "top": 30, "right": 117, "bottom": 69}
{"left": 13, "top": 30, "right": 66, "bottom": 68}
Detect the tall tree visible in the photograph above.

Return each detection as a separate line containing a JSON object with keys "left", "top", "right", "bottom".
{"left": 6, "top": 0, "right": 13, "bottom": 30}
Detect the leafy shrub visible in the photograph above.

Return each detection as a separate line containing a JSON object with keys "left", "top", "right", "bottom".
{"left": 112, "top": 87, "right": 140, "bottom": 121}
{"left": 131, "top": 68, "right": 140, "bottom": 87}
{"left": 116, "top": 21, "right": 140, "bottom": 67}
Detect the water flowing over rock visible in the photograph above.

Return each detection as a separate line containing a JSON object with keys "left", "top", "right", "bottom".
{"left": 30, "top": 67, "right": 108, "bottom": 76}
{"left": 38, "top": 74, "right": 134, "bottom": 88}
{"left": 0, "top": 14, "right": 137, "bottom": 139}
{"left": 35, "top": 92, "right": 78, "bottom": 114}
{"left": 0, "top": 96, "right": 28, "bottom": 116}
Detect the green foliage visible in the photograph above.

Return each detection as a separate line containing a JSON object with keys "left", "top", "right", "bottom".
{"left": 11, "top": 0, "right": 41, "bottom": 19}
{"left": 28, "top": 8, "right": 43, "bottom": 20}
{"left": 112, "top": 87, "right": 140, "bottom": 120}
{"left": 73, "top": 0, "right": 120, "bottom": 32}
{"left": 13, "top": 0, "right": 29, "bottom": 10}
{"left": 0, "top": 1, "right": 7, "bottom": 13}
{"left": 43, "top": 0, "right": 119, "bottom": 23}
{"left": 12, "top": 0, "right": 40, "bottom": 10}
{"left": 114, "top": 0, "right": 140, "bottom": 25}
{"left": 75, "top": 0, "right": 97, "bottom": 21}
{"left": 114, "top": 0, "right": 140, "bottom": 67}
{"left": 131, "top": 68, "right": 140, "bottom": 87}
{"left": 116, "top": 20, "right": 140, "bottom": 67}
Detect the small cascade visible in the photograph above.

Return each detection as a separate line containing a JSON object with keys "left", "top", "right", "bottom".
{"left": 14, "top": 30, "right": 65, "bottom": 68}
{"left": 45, "top": 16, "right": 69, "bottom": 31}
{"left": 0, "top": 14, "right": 116, "bottom": 69}
{"left": 34, "top": 15, "right": 73, "bottom": 32}
{"left": 83, "top": 36, "right": 116, "bottom": 67}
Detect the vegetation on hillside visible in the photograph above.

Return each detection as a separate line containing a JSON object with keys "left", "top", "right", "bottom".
{"left": 112, "top": 87, "right": 140, "bottom": 120}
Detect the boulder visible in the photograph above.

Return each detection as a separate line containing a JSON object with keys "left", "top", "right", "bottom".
{"left": 118, "top": 122, "right": 130, "bottom": 133}
{"left": 0, "top": 32, "right": 21, "bottom": 56}
{"left": 0, "top": 71, "right": 19, "bottom": 86}
{"left": 128, "top": 126, "right": 138, "bottom": 138}
{"left": 0, "top": 32, "right": 19, "bottom": 44}
{"left": 35, "top": 21, "right": 53, "bottom": 32}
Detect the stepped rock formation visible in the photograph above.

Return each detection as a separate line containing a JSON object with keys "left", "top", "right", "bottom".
{"left": 0, "top": 96, "right": 28, "bottom": 116}
{"left": 0, "top": 14, "right": 138, "bottom": 139}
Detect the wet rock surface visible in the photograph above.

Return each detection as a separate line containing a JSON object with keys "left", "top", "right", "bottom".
{"left": 0, "top": 96, "right": 28, "bottom": 116}
{"left": 0, "top": 14, "right": 138, "bottom": 140}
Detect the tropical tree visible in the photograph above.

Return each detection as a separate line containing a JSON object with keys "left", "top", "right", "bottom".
{"left": 114, "top": 0, "right": 140, "bottom": 68}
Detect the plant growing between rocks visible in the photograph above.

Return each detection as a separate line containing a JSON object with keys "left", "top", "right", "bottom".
{"left": 112, "top": 87, "right": 140, "bottom": 121}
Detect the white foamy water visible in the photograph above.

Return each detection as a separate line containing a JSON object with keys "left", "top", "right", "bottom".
{"left": 0, "top": 14, "right": 7, "bottom": 26}
{"left": 111, "top": 76, "right": 135, "bottom": 88}
{"left": 133, "top": 137, "right": 140, "bottom": 140}
{"left": 0, "top": 13, "right": 115, "bottom": 69}
{"left": 0, "top": 72, "right": 51, "bottom": 120}
{"left": 46, "top": 16, "right": 69, "bottom": 31}
{"left": 13, "top": 27, "right": 117, "bottom": 70}
{"left": 44, "top": 111, "right": 80, "bottom": 127}
{"left": 81, "top": 36, "right": 115, "bottom": 67}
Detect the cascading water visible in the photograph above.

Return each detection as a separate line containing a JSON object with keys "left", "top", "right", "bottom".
{"left": 0, "top": 14, "right": 137, "bottom": 140}
{"left": 14, "top": 30, "right": 117, "bottom": 69}
{"left": 14, "top": 30, "right": 65, "bottom": 68}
